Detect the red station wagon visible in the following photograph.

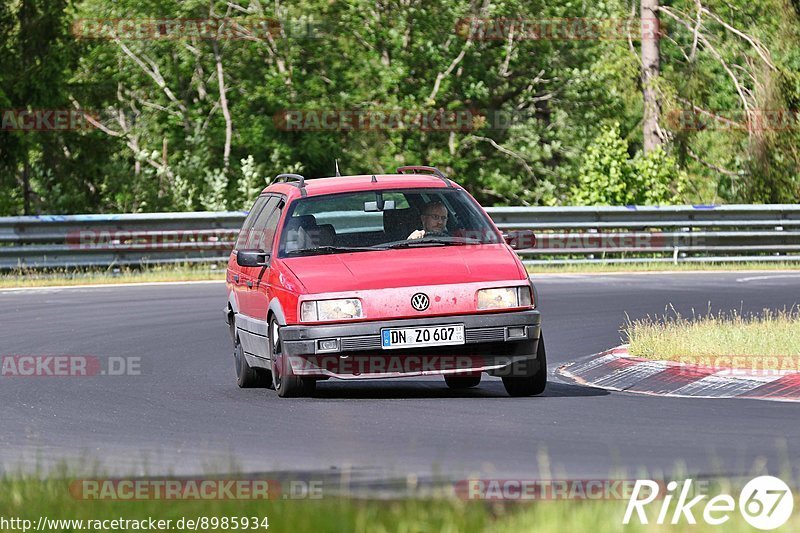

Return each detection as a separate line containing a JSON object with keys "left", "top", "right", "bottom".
{"left": 225, "top": 166, "right": 545, "bottom": 397}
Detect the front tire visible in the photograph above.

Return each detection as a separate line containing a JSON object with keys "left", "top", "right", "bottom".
{"left": 502, "top": 333, "right": 547, "bottom": 397}
{"left": 269, "top": 318, "right": 316, "bottom": 398}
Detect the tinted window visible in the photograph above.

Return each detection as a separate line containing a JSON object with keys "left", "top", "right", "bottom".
{"left": 234, "top": 196, "right": 269, "bottom": 249}
{"left": 244, "top": 196, "right": 281, "bottom": 250}
{"left": 294, "top": 192, "right": 384, "bottom": 234}
{"left": 278, "top": 188, "right": 501, "bottom": 256}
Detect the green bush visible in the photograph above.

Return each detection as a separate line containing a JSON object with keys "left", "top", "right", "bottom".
{"left": 571, "top": 123, "right": 685, "bottom": 206}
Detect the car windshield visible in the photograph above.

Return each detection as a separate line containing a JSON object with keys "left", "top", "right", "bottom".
{"left": 277, "top": 188, "right": 502, "bottom": 257}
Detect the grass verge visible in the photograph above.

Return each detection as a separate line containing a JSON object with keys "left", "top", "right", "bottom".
{"left": 0, "top": 264, "right": 226, "bottom": 289}
{"left": 1, "top": 261, "right": 798, "bottom": 289}
{"left": 2, "top": 474, "right": 799, "bottom": 532}
{"left": 625, "top": 306, "right": 800, "bottom": 364}
{"left": 526, "top": 260, "right": 800, "bottom": 274}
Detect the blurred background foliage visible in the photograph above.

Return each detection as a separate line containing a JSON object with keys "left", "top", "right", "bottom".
{"left": 0, "top": 0, "right": 798, "bottom": 214}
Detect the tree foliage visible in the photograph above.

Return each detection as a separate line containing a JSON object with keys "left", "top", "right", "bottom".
{"left": 0, "top": 0, "right": 797, "bottom": 215}
{"left": 572, "top": 122, "right": 685, "bottom": 205}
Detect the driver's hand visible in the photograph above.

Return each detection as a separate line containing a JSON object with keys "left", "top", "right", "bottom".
{"left": 407, "top": 229, "right": 425, "bottom": 240}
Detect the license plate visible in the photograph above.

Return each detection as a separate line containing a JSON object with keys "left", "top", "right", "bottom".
{"left": 381, "top": 325, "right": 465, "bottom": 349}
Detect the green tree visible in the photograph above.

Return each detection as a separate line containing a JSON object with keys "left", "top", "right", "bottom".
{"left": 571, "top": 122, "right": 685, "bottom": 205}
{"left": 1, "top": 0, "right": 797, "bottom": 215}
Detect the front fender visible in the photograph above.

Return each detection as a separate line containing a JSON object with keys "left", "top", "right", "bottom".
{"left": 268, "top": 297, "right": 287, "bottom": 326}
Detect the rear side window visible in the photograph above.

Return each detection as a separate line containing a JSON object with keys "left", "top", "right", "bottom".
{"left": 234, "top": 196, "right": 269, "bottom": 249}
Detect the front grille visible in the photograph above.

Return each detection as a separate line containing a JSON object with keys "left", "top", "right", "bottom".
{"left": 465, "top": 327, "right": 507, "bottom": 343}
{"left": 340, "top": 335, "right": 382, "bottom": 351}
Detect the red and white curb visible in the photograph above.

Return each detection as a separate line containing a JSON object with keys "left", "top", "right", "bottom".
{"left": 557, "top": 346, "right": 800, "bottom": 402}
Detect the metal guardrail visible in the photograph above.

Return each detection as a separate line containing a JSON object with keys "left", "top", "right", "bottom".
{"left": 0, "top": 212, "right": 244, "bottom": 270}
{"left": 488, "top": 205, "right": 800, "bottom": 265}
{"left": 0, "top": 205, "right": 798, "bottom": 269}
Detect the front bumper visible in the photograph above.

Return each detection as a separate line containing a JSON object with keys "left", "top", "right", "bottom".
{"left": 280, "top": 310, "right": 541, "bottom": 379}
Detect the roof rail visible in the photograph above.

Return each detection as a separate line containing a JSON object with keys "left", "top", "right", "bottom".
{"left": 396, "top": 165, "right": 453, "bottom": 187}
{"left": 272, "top": 173, "right": 306, "bottom": 188}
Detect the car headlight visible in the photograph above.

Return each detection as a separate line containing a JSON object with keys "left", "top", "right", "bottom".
{"left": 477, "top": 287, "right": 532, "bottom": 310}
{"left": 300, "top": 299, "right": 363, "bottom": 322}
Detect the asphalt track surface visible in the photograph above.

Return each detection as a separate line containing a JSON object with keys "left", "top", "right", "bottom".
{"left": 2, "top": 272, "right": 800, "bottom": 486}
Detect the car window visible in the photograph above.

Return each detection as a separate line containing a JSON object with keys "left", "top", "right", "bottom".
{"left": 234, "top": 196, "right": 269, "bottom": 249}
{"left": 245, "top": 196, "right": 282, "bottom": 251}
{"left": 382, "top": 192, "right": 409, "bottom": 209}
{"left": 278, "top": 188, "right": 501, "bottom": 256}
{"left": 293, "top": 192, "right": 383, "bottom": 233}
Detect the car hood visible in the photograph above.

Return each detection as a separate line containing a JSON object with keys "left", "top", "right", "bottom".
{"left": 281, "top": 244, "right": 524, "bottom": 293}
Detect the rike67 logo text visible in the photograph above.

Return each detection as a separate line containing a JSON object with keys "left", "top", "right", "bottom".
{"left": 624, "top": 476, "right": 794, "bottom": 530}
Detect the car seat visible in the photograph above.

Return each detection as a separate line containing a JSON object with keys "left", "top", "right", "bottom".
{"left": 284, "top": 215, "right": 319, "bottom": 252}
{"left": 382, "top": 208, "right": 420, "bottom": 241}
{"left": 312, "top": 224, "right": 336, "bottom": 247}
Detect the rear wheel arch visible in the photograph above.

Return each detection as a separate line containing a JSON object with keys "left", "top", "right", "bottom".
{"left": 228, "top": 308, "right": 237, "bottom": 343}
{"left": 226, "top": 295, "right": 240, "bottom": 339}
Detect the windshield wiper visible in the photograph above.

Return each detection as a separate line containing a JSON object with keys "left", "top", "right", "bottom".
{"left": 382, "top": 238, "right": 473, "bottom": 249}
{"left": 285, "top": 245, "right": 376, "bottom": 257}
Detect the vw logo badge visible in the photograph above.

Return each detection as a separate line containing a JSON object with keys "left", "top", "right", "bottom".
{"left": 411, "top": 293, "right": 430, "bottom": 311}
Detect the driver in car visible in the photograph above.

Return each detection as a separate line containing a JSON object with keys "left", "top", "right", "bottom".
{"left": 407, "top": 201, "right": 449, "bottom": 240}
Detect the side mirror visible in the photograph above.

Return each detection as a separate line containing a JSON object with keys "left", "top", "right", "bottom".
{"left": 236, "top": 249, "right": 269, "bottom": 267}
{"left": 503, "top": 230, "right": 536, "bottom": 250}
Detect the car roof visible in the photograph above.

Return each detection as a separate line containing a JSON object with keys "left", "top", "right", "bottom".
{"left": 262, "top": 173, "right": 462, "bottom": 199}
